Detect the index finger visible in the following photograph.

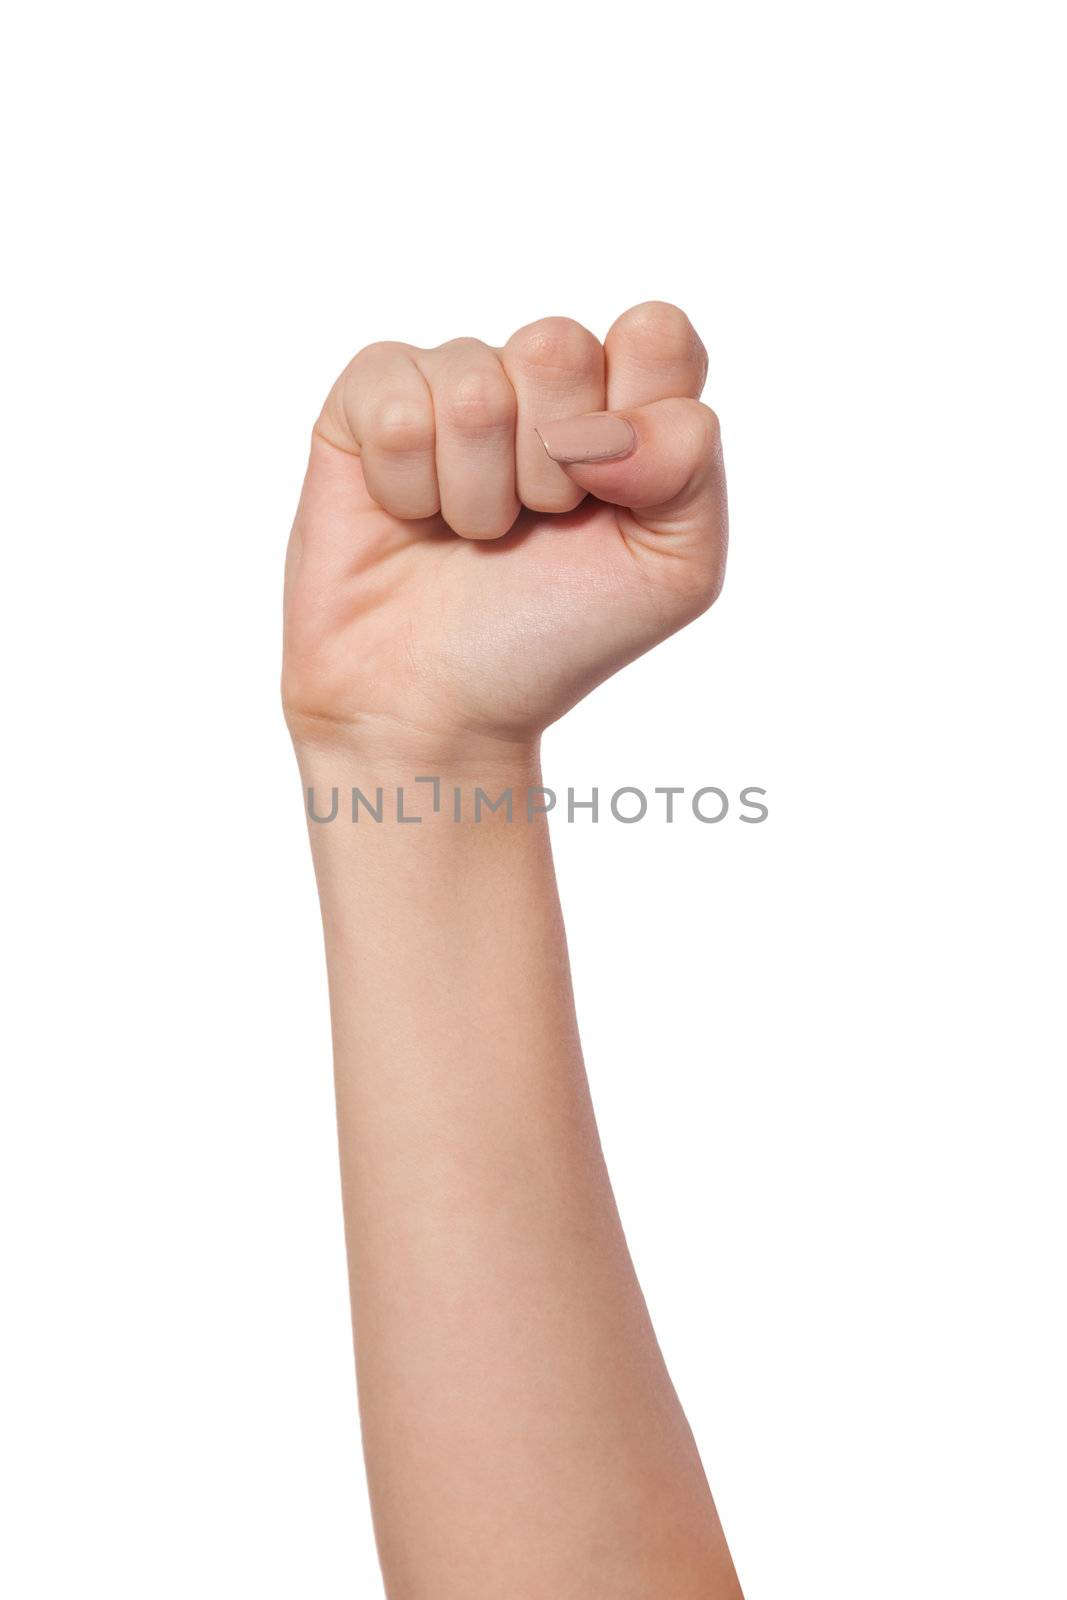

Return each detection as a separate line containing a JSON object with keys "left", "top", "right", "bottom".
{"left": 604, "top": 301, "right": 708, "bottom": 413}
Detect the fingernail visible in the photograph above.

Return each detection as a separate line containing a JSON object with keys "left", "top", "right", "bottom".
{"left": 535, "top": 413, "right": 636, "bottom": 464}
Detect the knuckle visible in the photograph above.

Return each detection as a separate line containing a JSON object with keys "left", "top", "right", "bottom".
{"left": 368, "top": 396, "right": 434, "bottom": 455}
{"left": 354, "top": 339, "right": 407, "bottom": 364}
{"left": 506, "top": 316, "right": 601, "bottom": 378}
{"left": 691, "top": 400, "right": 721, "bottom": 449}
{"left": 443, "top": 367, "right": 516, "bottom": 433}
{"left": 614, "top": 301, "right": 706, "bottom": 368}
{"left": 670, "top": 399, "right": 721, "bottom": 458}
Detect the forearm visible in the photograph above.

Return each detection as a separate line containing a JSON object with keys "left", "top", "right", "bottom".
{"left": 298, "top": 735, "right": 738, "bottom": 1598}
{"left": 285, "top": 300, "right": 737, "bottom": 1595}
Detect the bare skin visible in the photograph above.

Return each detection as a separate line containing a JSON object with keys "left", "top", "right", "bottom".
{"left": 283, "top": 303, "right": 740, "bottom": 1598}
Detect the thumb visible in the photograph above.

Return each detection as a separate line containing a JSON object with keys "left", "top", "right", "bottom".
{"left": 535, "top": 397, "right": 727, "bottom": 586}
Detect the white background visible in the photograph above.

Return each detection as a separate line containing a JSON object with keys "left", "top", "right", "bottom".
{"left": 2, "top": 3, "right": 1064, "bottom": 1595}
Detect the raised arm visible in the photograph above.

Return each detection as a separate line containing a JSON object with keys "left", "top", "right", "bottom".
{"left": 283, "top": 305, "right": 741, "bottom": 1598}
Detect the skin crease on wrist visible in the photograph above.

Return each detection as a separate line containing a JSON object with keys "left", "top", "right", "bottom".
{"left": 283, "top": 303, "right": 742, "bottom": 1599}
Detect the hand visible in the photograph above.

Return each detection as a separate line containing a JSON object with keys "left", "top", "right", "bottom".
{"left": 282, "top": 302, "right": 727, "bottom": 759}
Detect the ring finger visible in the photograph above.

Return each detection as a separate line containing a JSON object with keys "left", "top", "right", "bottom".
{"left": 416, "top": 340, "right": 519, "bottom": 540}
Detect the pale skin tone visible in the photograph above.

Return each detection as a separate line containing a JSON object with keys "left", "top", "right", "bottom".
{"left": 283, "top": 303, "right": 740, "bottom": 1598}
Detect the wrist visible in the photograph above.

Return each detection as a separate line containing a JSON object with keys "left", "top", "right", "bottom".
{"left": 286, "top": 707, "right": 541, "bottom": 775}
{"left": 290, "top": 714, "right": 546, "bottom": 834}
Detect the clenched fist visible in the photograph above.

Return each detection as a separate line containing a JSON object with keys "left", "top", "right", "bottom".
{"left": 282, "top": 302, "right": 727, "bottom": 758}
